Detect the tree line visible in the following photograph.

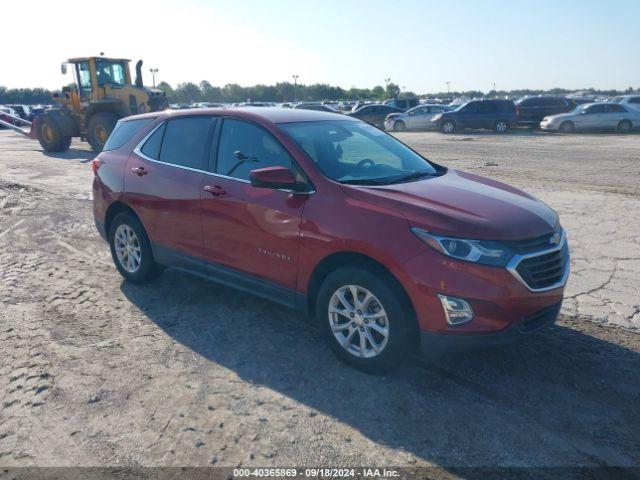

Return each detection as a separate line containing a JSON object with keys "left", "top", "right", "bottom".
{"left": 1, "top": 82, "right": 637, "bottom": 105}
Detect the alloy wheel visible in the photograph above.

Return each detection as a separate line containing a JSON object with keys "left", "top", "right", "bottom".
{"left": 114, "top": 224, "right": 142, "bottom": 273}
{"left": 496, "top": 121, "right": 508, "bottom": 132}
{"left": 328, "top": 285, "right": 389, "bottom": 358}
{"left": 442, "top": 122, "right": 455, "bottom": 134}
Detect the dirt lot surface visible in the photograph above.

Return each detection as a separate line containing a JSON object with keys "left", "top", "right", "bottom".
{"left": 0, "top": 129, "right": 639, "bottom": 476}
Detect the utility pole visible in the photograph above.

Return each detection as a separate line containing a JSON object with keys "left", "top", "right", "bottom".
{"left": 292, "top": 75, "right": 299, "bottom": 102}
{"left": 149, "top": 68, "right": 159, "bottom": 88}
{"left": 446, "top": 81, "right": 451, "bottom": 96}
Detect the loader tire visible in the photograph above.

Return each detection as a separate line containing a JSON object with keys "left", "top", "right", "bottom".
{"left": 37, "top": 115, "right": 72, "bottom": 152}
{"left": 87, "top": 112, "right": 119, "bottom": 152}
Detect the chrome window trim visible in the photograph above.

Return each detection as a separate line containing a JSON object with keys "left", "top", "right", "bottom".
{"left": 132, "top": 120, "right": 315, "bottom": 194}
{"left": 506, "top": 230, "right": 570, "bottom": 292}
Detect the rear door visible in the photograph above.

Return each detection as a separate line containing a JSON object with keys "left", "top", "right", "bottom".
{"left": 200, "top": 117, "right": 307, "bottom": 293}
{"left": 125, "top": 115, "right": 216, "bottom": 270}
{"left": 604, "top": 104, "right": 627, "bottom": 127}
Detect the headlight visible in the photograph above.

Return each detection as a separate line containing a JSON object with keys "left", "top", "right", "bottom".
{"left": 411, "top": 228, "right": 513, "bottom": 266}
{"left": 431, "top": 114, "right": 443, "bottom": 122}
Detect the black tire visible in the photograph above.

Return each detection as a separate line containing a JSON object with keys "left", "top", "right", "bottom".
{"left": 316, "top": 267, "right": 415, "bottom": 374}
{"left": 37, "top": 115, "right": 72, "bottom": 152}
{"left": 617, "top": 120, "right": 632, "bottom": 133}
{"left": 441, "top": 120, "right": 456, "bottom": 134}
{"left": 87, "top": 112, "right": 119, "bottom": 152}
{"left": 108, "top": 212, "right": 163, "bottom": 283}
{"left": 393, "top": 120, "right": 406, "bottom": 132}
{"left": 494, "top": 120, "right": 509, "bottom": 133}
{"left": 559, "top": 121, "right": 575, "bottom": 134}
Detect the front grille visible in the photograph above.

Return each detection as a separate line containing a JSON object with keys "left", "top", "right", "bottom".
{"left": 507, "top": 228, "right": 560, "bottom": 254}
{"left": 517, "top": 302, "right": 562, "bottom": 333}
{"left": 514, "top": 242, "right": 569, "bottom": 290}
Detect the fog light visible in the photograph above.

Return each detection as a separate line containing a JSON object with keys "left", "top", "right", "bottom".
{"left": 437, "top": 294, "right": 474, "bottom": 326}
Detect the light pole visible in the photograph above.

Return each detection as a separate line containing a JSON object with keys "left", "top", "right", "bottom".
{"left": 446, "top": 81, "right": 451, "bottom": 96}
{"left": 292, "top": 75, "right": 299, "bottom": 102}
{"left": 149, "top": 68, "right": 159, "bottom": 88}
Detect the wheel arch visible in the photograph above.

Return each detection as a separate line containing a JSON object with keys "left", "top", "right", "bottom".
{"left": 104, "top": 201, "right": 144, "bottom": 240}
{"left": 305, "top": 251, "right": 420, "bottom": 342}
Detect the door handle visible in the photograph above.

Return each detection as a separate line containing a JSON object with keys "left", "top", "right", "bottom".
{"left": 131, "top": 166, "right": 147, "bottom": 176}
{"left": 203, "top": 185, "right": 226, "bottom": 197}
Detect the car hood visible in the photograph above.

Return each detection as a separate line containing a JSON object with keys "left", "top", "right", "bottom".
{"left": 544, "top": 112, "right": 577, "bottom": 121}
{"left": 341, "top": 169, "right": 558, "bottom": 240}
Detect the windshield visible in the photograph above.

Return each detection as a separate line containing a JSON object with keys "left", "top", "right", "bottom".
{"left": 571, "top": 104, "right": 590, "bottom": 113}
{"left": 610, "top": 96, "right": 624, "bottom": 103}
{"left": 280, "top": 120, "right": 442, "bottom": 185}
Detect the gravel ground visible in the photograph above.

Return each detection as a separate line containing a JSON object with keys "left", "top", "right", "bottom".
{"left": 0, "top": 129, "right": 639, "bottom": 476}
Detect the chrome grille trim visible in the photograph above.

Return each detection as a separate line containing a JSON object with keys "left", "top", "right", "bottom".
{"left": 506, "top": 230, "right": 570, "bottom": 292}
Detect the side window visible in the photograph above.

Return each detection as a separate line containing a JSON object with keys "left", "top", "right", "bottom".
{"left": 630, "top": 97, "right": 640, "bottom": 104}
{"left": 216, "top": 119, "right": 292, "bottom": 181}
{"left": 140, "top": 123, "right": 166, "bottom": 159}
{"left": 462, "top": 102, "right": 478, "bottom": 113}
{"left": 104, "top": 118, "right": 152, "bottom": 151}
{"left": 476, "top": 102, "right": 493, "bottom": 113}
{"left": 606, "top": 104, "right": 625, "bottom": 113}
{"left": 586, "top": 105, "right": 605, "bottom": 114}
{"left": 158, "top": 117, "right": 213, "bottom": 169}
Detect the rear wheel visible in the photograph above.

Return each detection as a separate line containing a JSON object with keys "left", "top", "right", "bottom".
{"left": 316, "top": 267, "right": 414, "bottom": 373}
{"left": 37, "top": 115, "right": 71, "bottom": 152}
{"left": 441, "top": 120, "right": 456, "bottom": 134}
{"left": 108, "top": 213, "right": 163, "bottom": 283}
{"left": 559, "top": 121, "right": 575, "bottom": 134}
{"left": 494, "top": 120, "right": 509, "bottom": 133}
{"left": 87, "top": 112, "right": 119, "bottom": 152}
{"left": 393, "top": 120, "right": 406, "bottom": 132}
{"left": 617, "top": 120, "right": 632, "bottom": 133}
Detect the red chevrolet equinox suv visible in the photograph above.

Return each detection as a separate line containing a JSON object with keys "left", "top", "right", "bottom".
{"left": 93, "top": 108, "right": 569, "bottom": 373}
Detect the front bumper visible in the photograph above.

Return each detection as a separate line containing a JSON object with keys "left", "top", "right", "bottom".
{"left": 540, "top": 121, "right": 557, "bottom": 131}
{"left": 383, "top": 120, "right": 395, "bottom": 131}
{"left": 420, "top": 301, "right": 561, "bottom": 355}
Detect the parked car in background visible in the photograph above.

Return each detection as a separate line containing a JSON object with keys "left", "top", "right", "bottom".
{"left": 609, "top": 95, "right": 640, "bottom": 112}
{"left": 384, "top": 98, "right": 419, "bottom": 111}
{"left": 515, "top": 96, "right": 576, "bottom": 127}
{"left": 94, "top": 107, "right": 568, "bottom": 373}
{"left": 28, "top": 106, "right": 47, "bottom": 121}
{"left": 431, "top": 99, "right": 519, "bottom": 133}
{"left": 6, "top": 105, "right": 31, "bottom": 120}
{"left": 346, "top": 104, "right": 403, "bottom": 128}
{"left": 0, "top": 106, "right": 18, "bottom": 127}
{"left": 294, "top": 102, "right": 339, "bottom": 113}
{"left": 567, "top": 96, "right": 598, "bottom": 106}
{"left": 384, "top": 104, "right": 452, "bottom": 131}
{"left": 193, "top": 102, "right": 224, "bottom": 108}
{"left": 540, "top": 103, "right": 639, "bottom": 133}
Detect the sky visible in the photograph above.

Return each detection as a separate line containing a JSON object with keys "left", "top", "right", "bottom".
{"left": 2, "top": 0, "right": 639, "bottom": 93}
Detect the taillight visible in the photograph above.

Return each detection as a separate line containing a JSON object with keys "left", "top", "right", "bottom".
{"left": 92, "top": 158, "right": 101, "bottom": 175}
{"left": 516, "top": 105, "right": 520, "bottom": 116}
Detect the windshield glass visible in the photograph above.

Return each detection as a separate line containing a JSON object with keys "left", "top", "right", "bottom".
{"left": 280, "top": 120, "right": 442, "bottom": 185}
{"left": 572, "top": 104, "right": 590, "bottom": 113}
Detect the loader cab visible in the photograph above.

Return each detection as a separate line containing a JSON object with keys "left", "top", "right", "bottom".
{"left": 66, "top": 57, "right": 133, "bottom": 103}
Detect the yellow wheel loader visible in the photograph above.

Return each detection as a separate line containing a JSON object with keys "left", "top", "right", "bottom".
{"left": 35, "top": 56, "right": 168, "bottom": 152}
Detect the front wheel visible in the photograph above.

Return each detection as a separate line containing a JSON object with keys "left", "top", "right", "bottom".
{"left": 559, "top": 121, "right": 575, "bottom": 134}
{"left": 494, "top": 120, "right": 509, "bottom": 133}
{"left": 441, "top": 120, "right": 456, "bottom": 134}
{"left": 617, "top": 120, "right": 632, "bottom": 133}
{"left": 316, "top": 267, "right": 414, "bottom": 373}
{"left": 393, "top": 120, "right": 406, "bottom": 132}
{"left": 37, "top": 115, "right": 71, "bottom": 152}
{"left": 108, "top": 213, "right": 163, "bottom": 283}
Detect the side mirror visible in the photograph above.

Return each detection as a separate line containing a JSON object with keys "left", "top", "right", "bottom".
{"left": 580, "top": 110, "right": 588, "bottom": 115}
{"left": 249, "top": 166, "right": 307, "bottom": 193}
{"left": 408, "top": 111, "right": 415, "bottom": 116}
{"left": 61, "top": 64, "right": 67, "bottom": 75}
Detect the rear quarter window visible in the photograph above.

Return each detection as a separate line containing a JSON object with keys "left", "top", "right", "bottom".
{"left": 103, "top": 118, "right": 153, "bottom": 151}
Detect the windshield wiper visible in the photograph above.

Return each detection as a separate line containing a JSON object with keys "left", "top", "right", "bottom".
{"left": 339, "top": 178, "right": 391, "bottom": 185}
{"left": 386, "top": 171, "right": 437, "bottom": 184}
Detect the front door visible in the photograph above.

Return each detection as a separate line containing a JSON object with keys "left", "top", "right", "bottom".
{"left": 200, "top": 118, "right": 307, "bottom": 293}
{"left": 125, "top": 115, "right": 216, "bottom": 270}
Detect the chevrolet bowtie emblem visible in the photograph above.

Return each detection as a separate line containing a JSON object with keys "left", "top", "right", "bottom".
{"left": 550, "top": 232, "right": 561, "bottom": 245}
